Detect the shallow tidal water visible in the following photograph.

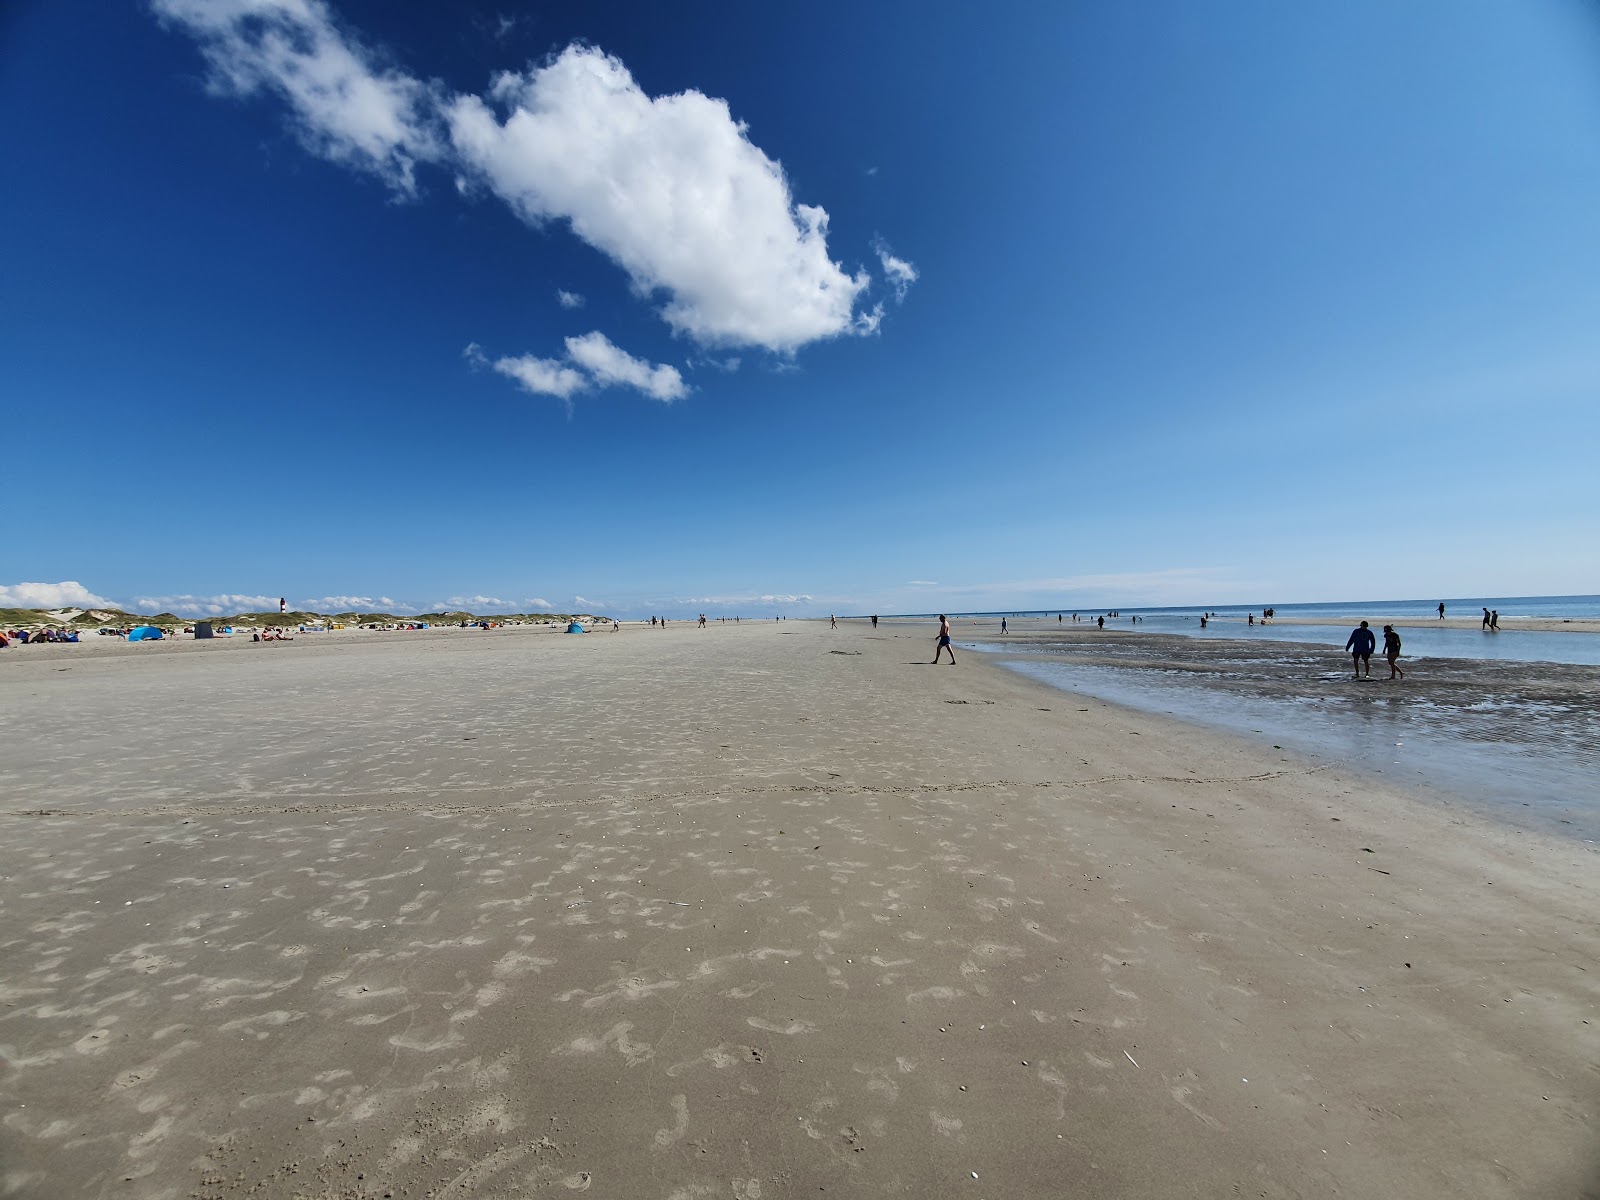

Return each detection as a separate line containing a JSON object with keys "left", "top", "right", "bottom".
{"left": 966, "top": 631, "right": 1600, "bottom": 841}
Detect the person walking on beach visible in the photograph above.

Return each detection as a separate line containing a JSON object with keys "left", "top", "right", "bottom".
{"left": 1490, "top": 609, "right": 1500, "bottom": 631}
{"left": 1438, "top": 602, "right": 1446, "bottom": 620}
{"left": 1346, "top": 620, "right": 1376, "bottom": 679}
{"left": 1000, "top": 617, "right": 1008, "bottom": 635}
{"left": 871, "top": 614, "right": 878, "bottom": 629}
{"left": 1482, "top": 607, "right": 1491, "bottom": 630}
{"left": 1097, "top": 615, "right": 1105, "bottom": 629}
{"left": 932, "top": 614, "right": 956, "bottom": 664}
{"left": 830, "top": 614, "right": 837, "bottom": 630}
{"left": 1382, "top": 624, "right": 1405, "bottom": 679}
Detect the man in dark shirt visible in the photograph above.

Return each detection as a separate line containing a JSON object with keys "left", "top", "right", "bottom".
{"left": 1345, "top": 620, "right": 1376, "bottom": 679}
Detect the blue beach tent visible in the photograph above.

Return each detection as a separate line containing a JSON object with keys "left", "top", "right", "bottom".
{"left": 566, "top": 621, "right": 586, "bottom": 634}
{"left": 128, "top": 626, "right": 163, "bottom": 641}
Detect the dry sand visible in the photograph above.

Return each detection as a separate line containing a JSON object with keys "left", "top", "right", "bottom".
{"left": 1, "top": 620, "right": 1595, "bottom": 1198}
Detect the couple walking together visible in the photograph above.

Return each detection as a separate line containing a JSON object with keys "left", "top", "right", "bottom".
{"left": 1346, "top": 620, "right": 1404, "bottom": 680}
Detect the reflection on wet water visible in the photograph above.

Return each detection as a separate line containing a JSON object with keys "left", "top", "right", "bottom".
{"left": 966, "top": 633, "right": 1600, "bottom": 841}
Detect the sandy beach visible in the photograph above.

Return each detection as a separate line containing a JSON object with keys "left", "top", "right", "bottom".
{"left": 2, "top": 620, "right": 1595, "bottom": 1198}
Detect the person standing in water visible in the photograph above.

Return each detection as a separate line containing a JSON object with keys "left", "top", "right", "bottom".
{"left": 1382, "top": 624, "right": 1405, "bottom": 679}
{"left": 1438, "top": 602, "right": 1446, "bottom": 620}
{"left": 1490, "top": 609, "right": 1500, "bottom": 631}
{"left": 932, "top": 614, "right": 956, "bottom": 664}
{"left": 1482, "top": 607, "right": 1491, "bottom": 630}
{"left": 1345, "top": 620, "right": 1376, "bottom": 679}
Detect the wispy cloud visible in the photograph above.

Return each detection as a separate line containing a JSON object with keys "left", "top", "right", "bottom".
{"left": 430, "top": 594, "right": 526, "bottom": 612}
{"left": 151, "top": 0, "right": 442, "bottom": 196}
{"left": 563, "top": 332, "right": 687, "bottom": 402}
{"left": 556, "top": 288, "right": 584, "bottom": 309}
{"left": 466, "top": 341, "right": 587, "bottom": 399}
{"left": 304, "top": 595, "right": 399, "bottom": 611}
{"left": 874, "top": 239, "right": 917, "bottom": 302}
{"left": 0, "top": 580, "right": 115, "bottom": 609}
{"left": 467, "top": 334, "right": 685, "bottom": 403}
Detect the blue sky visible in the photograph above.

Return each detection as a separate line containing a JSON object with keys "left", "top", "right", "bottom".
{"left": 4, "top": 1, "right": 1599, "bottom": 618}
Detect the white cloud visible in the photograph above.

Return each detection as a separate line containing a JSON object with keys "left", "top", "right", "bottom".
{"left": 0, "top": 581, "right": 115, "bottom": 609}
{"left": 126, "top": 592, "right": 281, "bottom": 616}
{"left": 564, "top": 331, "right": 687, "bottom": 402}
{"left": 152, "top": 0, "right": 442, "bottom": 195}
{"left": 303, "top": 595, "right": 398, "bottom": 611}
{"left": 557, "top": 289, "right": 584, "bottom": 309}
{"left": 447, "top": 45, "right": 875, "bottom": 353}
{"left": 489, "top": 351, "right": 588, "bottom": 399}
{"left": 906, "top": 580, "right": 938, "bottom": 587}
{"left": 573, "top": 595, "right": 608, "bottom": 610}
{"left": 155, "top": 17, "right": 911, "bottom": 364}
{"left": 430, "top": 594, "right": 526, "bottom": 612}
{"left": 874, "top": 240, "right": 917, "bottom": 302}
{"left": 525, "top": 597, "right": 553, "bottom": 611}
{"left": 469, "top": 333, "right": 686, "bottom": 403}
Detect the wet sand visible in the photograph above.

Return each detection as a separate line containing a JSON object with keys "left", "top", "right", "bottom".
{"left": 968, "top": 621, "right": 1600, "bottom": 837}
{"left": 2, "top": 620, "right": 1596, "bottom": 1198}
{"left": 1269, "top": 616, "right": 1600, "bottom": 634}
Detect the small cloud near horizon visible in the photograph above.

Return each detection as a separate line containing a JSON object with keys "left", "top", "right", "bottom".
{"left": 0, "top": 580, "right": 115, "bottom": 609}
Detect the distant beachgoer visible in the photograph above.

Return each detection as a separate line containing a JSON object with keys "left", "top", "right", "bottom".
{"left": 1345, "top": 620, "right": 1376, "bottom": 679}
{"left": 871, "top": 614, "right": 879, "bottom": 629}
{"left": 1057, "top": 613, "right": 1062, "bottom": 622}
{"left": 1248, "top": 613, "right": 1255, "bottom": 625}
{"left": 932, "top": 614, "right": 955, "bottom": 664}
{"left": 1438, "top": 602, "right": 1446, "bottom": 620}
{"left": 1199, "top": 615, "right": 1208, "bottom": 628}
{"left": 1383, "top": 625, "right": 1405, "bottom": 679}
{"left": 1000, "top": 617, "right": 1008, "bottom": 634}
{"left": 1490, "top": 609, "right": 1500, "bottom": 631}
{"left": 1482, "top": 607, "right": 1491, "bottom": 630}
{"left": 830, "top": 614, "right": 837, "bottom": 629}
{"left": 1096, "top": 615, "right": 1105, "bottom": 629}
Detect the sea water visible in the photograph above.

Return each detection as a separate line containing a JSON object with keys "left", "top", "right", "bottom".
{"left": 916, "top": 595, "right": 1600, "bottom": 667}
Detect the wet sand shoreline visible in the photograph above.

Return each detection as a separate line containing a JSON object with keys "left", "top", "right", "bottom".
{"left": 2, "top": 621, "right": 1596, "bottom": 1197}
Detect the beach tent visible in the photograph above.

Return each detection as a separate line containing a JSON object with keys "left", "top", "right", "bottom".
{"left": 566, "top": 621, "right": 586, "bottom": 634}
{"left": 128, "top": 625, "right": 164, "bottom": 641}
{"left": 194, "top": 622, "right": 214, "bottom": 639}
